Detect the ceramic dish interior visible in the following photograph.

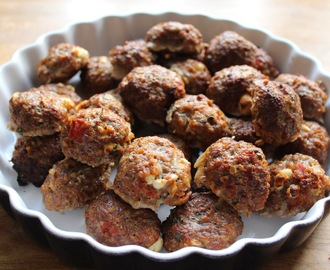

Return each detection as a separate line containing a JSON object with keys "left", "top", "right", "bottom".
{"left": 0, "top": 12, "right": 330, "bottom": 269}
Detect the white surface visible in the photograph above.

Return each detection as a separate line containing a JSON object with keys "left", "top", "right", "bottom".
{"left": 0, "top": 13, "right": 329, "bottom": 260}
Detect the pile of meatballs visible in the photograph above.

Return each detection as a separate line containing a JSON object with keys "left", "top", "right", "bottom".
{"left": 7, "top": 21, "right": 330, "bottom": 252}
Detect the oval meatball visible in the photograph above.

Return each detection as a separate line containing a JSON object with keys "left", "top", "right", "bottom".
{"left": 80, "top": 56, "right": 117, "bottom": 97}
{"left": 38, "top": 42, "right": 89, "bottom": 84}
{"left": 85, "top": 191, "right": 163, "bottom": 251}
{"left": 276, "top": 120, "right": 330, "bottom": 168}
{"left": 41, "top": 157, "right": 111, "bottom": 211}
{"left": 8, "top": 87, "right": 76, "bottom": 136}
{"left": 166, "top": 94, "right": 229, "bottom": 150}
{"left": 206, "top": 65, "right": 268, "bottom": 116}
{"left": 145, "top": 21, "right": 204, "bottom": 55}
{"left": 204, "top": 31, "right": 279, "bottom": 77}
{"left": 162, "top": 192, "right": 243, "bottom": 252}
{"left": 109, "top": 39, "right": 155, "bottom": 80}
{"left": 61, "top": 108, "right": 134, "bottom": 167}
{"left": 194, "top": 137, "right": 270, "bottom": 216}
{"left": 275, "top": 73, "right": 328, "bottom": 122}
{"left": 250, "top": 79, "right": 303, "bottom": 146}
{"left": 75, "top": 89, "right": 133, "bottom": 125}
{"left": 111, "top": 136, "right": 192, "bottom": 210}
{"left": 260, "top": 153, "right": 330, "bottom": 217}
{"left": 38, "top": 83, "right": 82, "bottom": 104}
{"left": 11, "top": 133, "right": 64, "bottom": 187}
{"left": 169, "top": 59, "right": 211, "bottom": 95}
{"left": 119, "top": 65, "right": 185, "bottom": 126}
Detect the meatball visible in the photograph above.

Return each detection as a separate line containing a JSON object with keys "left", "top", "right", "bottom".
{"left": 61, "top": 108, "right": 134, "bottom": 167}
{"left": 250, "top": 79, "right": 303, "bottom": 146}
{"left": 109, "top": 39, "right": 155, "bottom": 80}
{"left": 227, "top": 117, "right": 258, "bottom": 143}
{"left": 8, "top": 87, "right": 76, "bottom": 136}
{"left": 38, "top": 83, "right": 82, "bottom": 104}
{"left": 75, "top": 89, "right": 133, "bottom": 125}
{"left": 204, "top": 31, "right": 279, "bottom": 77}
{"left": 162, "top": 192, "right": 243, "bottom": 252}
{"left": 85, "top": 191, "right": 163, "bottom": 251}
{"left": 206, "top": 65, "right": 268, "bottom": 116}
{"left": 169, "top": 59, "right": 211, "bottom": 95}
{"left": 260, "top": 153, "right": 330, "bottom": 217}
{"left": 158, "top": 133, "right": 192, "bottom": 161}
{"left": 118, "top": 65, "right": 185, "bottom": 126}
{"left": 80, "top": 56, "right": 117, "bottom": 97}
{"left": 111, "top": 136, "right": 192, "bottom": 210}
{"left": 41, "top": 157, "right": 111, "bottom": 211}
{"left": 11, "top": 133, "right": 64, "bottom": 187}
{"left": 276, "top": 120, "right": 330, "bottom": 168}
{"left": 38, "top": 43, "right": 89, "bottom": 84}
{"left": 145, "top": 21, "right": 204, "bottom": 55}
{"left": 194, "top": 137, "right": 270, "bottom": 216}
{"left": 166, "top": 94, "right": 229, "bottom": 150}
{"left": 275, "top": 73, "right": 328, "bottom": 122}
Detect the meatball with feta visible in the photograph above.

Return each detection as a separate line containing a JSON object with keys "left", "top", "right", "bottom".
{"left": 38, "top": 42, "right": 89, "bottom": 84}
{"left": 75, "top": 89, "right": 133, "bottom": 125}
{"left": 166, "top": 94, "right": 229, "bottom": 150}
{"left": 194, "top": 137, "right": 270, "bottom": 216}
{"left": 80, "top": 56, "right": 117, "bottom": 97}
{"left": 250, "top": 79, "right": 303, "bottom": 146}
{"left": 85, "top": 191, "right": 163, "bottom": 251}
{"left": 109, "top": 39, "right": 155, "bottom": 80}
{"left": 145, "top": 21, "right": 204, "bottom": 56}
{"left": 41, "top": 157, "right": 111, "bottom": 211}
{"left": 276, "top": 120, "right": 330, "bottom": 168}
{"left": 206, "top": 65, "right": 268, "bottom": 116}
{"left": 260, "top": 153, "right": 330, "bottom": 217}
{"left": 38, "top": 83, "right": 82, "bottom": 104}
{"left": 111, "top": 136, "right": 192, "bottom": 210}
{"left": 204, "top": 31, "right": 279, "bottom": 77}
{"left": 118, "top": 65, "right": 185, "bottom": 126}
{"left": 11, "top": 133, "right": 64, "bottom": 187}
{"left": 8, "top": 87, "right": 77, "bottom": 136}
{"left": 162, "top": 192, "right": 243, "bottom": 252}
{"left": 61, "top": 107, "right": 134, "bottom": 167}
{"left": 169, "top": 59, "right": 211, "bottom": 95}
{"left": 275, "top": 73, "right": 328, "bottom": 122}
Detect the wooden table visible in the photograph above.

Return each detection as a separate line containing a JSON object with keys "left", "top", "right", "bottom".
{"left": 1, "top": 0, "right": 330, "bottom": 269}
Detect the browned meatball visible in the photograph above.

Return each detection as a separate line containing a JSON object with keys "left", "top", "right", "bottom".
{"left": 276, "top": 120, "right": 330, "bottom": 168}
{"left": 8, "top": 87, "right": 76, "bottom": 136}
{"left": 162, "top": 192, "right": 243, "bottom": 252}
{"left": 145, "top": 21, "right": 204, "bottom": 55}
{"left": 38, "top": 83, "right": 82, "bottom": 104}
{"left": 119, "top": 65, "right": 185, "bottom": 126}
{"left": 38, "top": 43, "right": 89, "bottom": 84}
{"left": 84, "top": 191, "right": 163, "bottom": 251}
{"left": 61, "top": 108, "right": 134, "bottom": 167}
{"left": 206, "top": 65, "right": 268, "bottom": 116}
{"left": 80, "top": 56, "right": 117, "bottom": 97}
{"left": 169, "top": 59, "right": 211, "bottom": 95}
{"left": 111, "top": 136, "right": 192, "bottom": 210}
{"left": 204, "top": 31, "right": 279, "bottom": 77}
{"left": 109, "top": 39, "right": 155, "bottom": 80}
{"left": 166, "top": 94, "right": 229, "bottom": 150}
{"left": 194, "top": 137, "right": 270, "bottom": 216}
{"left": 75, "top": 89, "right": 133, "bottom": 125}
{"left": 275, "top": 74, "right": 328, "bottom": 122}
{"left": 227, "top": 117, "right": 258, "bottom": 143}
{"left": 260, "top": 153, "right": 330, "bottom": 217}
{"left": 250, "top": 79, "right": 303, "bottom": 146}
{"left": 41, "top": 157, "right": 111, "bottom": 211}
{"left": 11, "top": 133, "right": 64, "bottom": 187}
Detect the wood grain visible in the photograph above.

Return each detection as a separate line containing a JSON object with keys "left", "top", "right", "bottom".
{"left": 1, "top": 0, "right": 330, "bottom": 269}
